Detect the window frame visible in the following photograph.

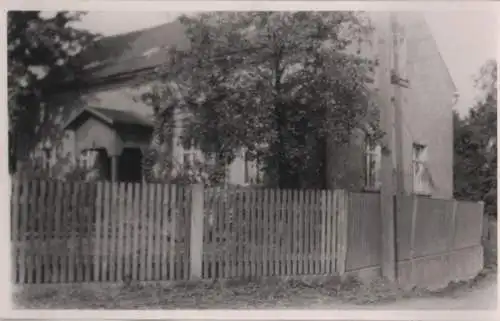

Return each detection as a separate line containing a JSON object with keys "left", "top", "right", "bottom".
{"left": 412, "top": 143, "right": 431, "bottom": 195}
{"left": 363, "top": 136, "right": 381, "bottom": 191}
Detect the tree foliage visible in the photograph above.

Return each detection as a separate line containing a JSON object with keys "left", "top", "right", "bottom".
{"left": 8, "top": 11, "right": 96, "bottom": 173}
{"left": 143, "top": 12, "right": 381, "bottom": 189}
{"left": 454, "top": 59, "right": 497, "bottom": 216}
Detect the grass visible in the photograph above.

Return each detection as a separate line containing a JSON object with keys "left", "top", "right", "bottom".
{"left": 13, "top": 266, "right": 497, "bottom": 309}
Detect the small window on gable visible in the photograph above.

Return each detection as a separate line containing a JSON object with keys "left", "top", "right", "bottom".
{"left": 412, "top": 143, "right": 431, "bottom": 195}
{"left": 390, "top": 18, "right": 408, "bottom": 86}
{"left": 364, "top": 136, "right": 381, "bottom": 190}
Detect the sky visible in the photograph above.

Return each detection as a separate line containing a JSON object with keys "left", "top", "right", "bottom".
{"left": 75, "top": 10, "right": 498, "bottom": 116}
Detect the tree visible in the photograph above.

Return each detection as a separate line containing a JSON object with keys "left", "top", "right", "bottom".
{"left": 8, "top": 11, "right": 96, "bottom": 174}
{"left": 142, "top": 12, "right": 381, "bottom": 189}
{"left": 454, "top": 59, "right": 497, "bottom": 216}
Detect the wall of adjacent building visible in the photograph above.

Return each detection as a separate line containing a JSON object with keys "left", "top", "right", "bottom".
{"left": 326, "top": 12, "right": 455, "bottom": 197}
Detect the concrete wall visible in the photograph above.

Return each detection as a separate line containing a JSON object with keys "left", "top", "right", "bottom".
{"left": 345, "top": 192, "right": 484, "bottom": 289}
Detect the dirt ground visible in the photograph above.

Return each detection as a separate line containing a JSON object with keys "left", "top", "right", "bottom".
{"left": 13, "top": 267, "right": 497, "bottom": 310}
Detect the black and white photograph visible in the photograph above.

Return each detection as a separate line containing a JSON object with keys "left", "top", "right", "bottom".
{"left": 6, "top": 1, "right": 498, "bottom": 315}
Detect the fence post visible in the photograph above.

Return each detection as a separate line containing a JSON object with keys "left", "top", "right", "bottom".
{"left": 190, "top": 184, "right": 204, "bottom": 280}
{"left": 478, "top": 201, "right": 486, "bottom": 242}
{"left": 409, "top": 195, "right": 419, "bottom": 286}
{"left": 335, "top": 190, "right": 349, "bottom": 276}
{"left": 446, "top": 199, "right": 458, "bottom": 281}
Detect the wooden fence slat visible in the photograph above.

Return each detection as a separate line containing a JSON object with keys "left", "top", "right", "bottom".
{"left": 44, "top": 180, "right": 55, "bottom": 283}
{"left": 258, "top": 188, "right": 264, "bottom": 277}
{"left": 284, "top": 190, "right": 291, "bottom": 276}
{"left": 109, "top": 182, "right": 119, "bottom": 282}
{"left": 290, "top": 190, "right": 296, "bottom": 275}
{"left": 84, "top": 183, "right": 92, "bottom": 282}
{"left": 35, "top": 180, "right": 46, "bottom": 284}
{"left": 306, "top": 190, "right": 313, "bottom": 275}
{"left": 76, "top": 182, "right": 87, "bottom": 282}
{"left": 336, "top": 190, "right": 348, "bottom": 275}
{"left": 94, "top": 182, "right": 103, "bottom": 282}
{"left": 218, "top": 187, "right": 226, "bottom": 279}
{"left": 138, "top": 183, "right": 147, "bottom": 281}
{"left": 234, "top": 189, "right": 243, "bottom": 278}
{"left": 75, "top": 182, "right": 83, "bottom": 283}
{"left": 271, "top": 189, "right": 278, "bottom": 276}
{"left": 270, "top": 189, "right": 277, "bottom": 276}
{"left": 180, "top": 186, "right": 191, "bottom": 280}
{"left": 329, "top": 190, "right": 336, "bottom": 274}
{"left": 227, "top": 188, "right": 234, "bottom": 278}
{"left": 132, "top": 183, "right": 141, "bottom": 281}
{"left": 11, "top": 178, "right": 20, "bottom": 283}
{"left": 312, "top": 190, "right": 318, "bottom": 275}
{"left": 160, "top": 184, "right": 169, "bottom": 280}
{"left": 169, "top": 185, "right": 176, "bottom": 281}
{"left": 309, "top": 190, "right": 315, "bottom": 274}
{"left": 146, "top": 183, "right": 155, "bottom": 280}
{"left": 175, "top": 185, "right": 182, "bottom": 280}
{"left": 26, "top": 180, "right": 36, "bottom": 284}
{"left": 52, "top": 181, "right": 63, "bottom": 283}
{"left": 124, "top": 183, "right": 134, "bottom": 280}
{"left": 208, "top": 187, "right": 216, "bottom": 279}
{"left": 242, "top": 189, "right": 249, "bottom": 277}
{"left": 314, "top": 190, "right": 321, "bottom": 275}
{"left": 211, "top": 187, "right": 218, "bottom": 279}
{"left": 249, "top": 188, "right": 255, "bottom": 277}
{"left": 318, "top": 190, "right": 324, "bottom": 274}
{"left": 320, "top": 190, "right": 327, "bottom": 275}
{"left": 85, "top": 184, "right": 93, "bottom": 282}
{"left": 275, "top": 189, "right": 282, "bottom": 276}
{"left": 281, "top": 190, "right": 288, "bottom": 276}
{"left": 262, "top": 189, "right": 269, "bottom": 277}
{"left": 299, "top": 189, "right": 305, "bottom": 275}
{"left": 59, "top": 182, "right": 69, "bottom": 283}
{"left": 310, "top": 190, "right": 317, "bottom": 275}
{"left": 116, "top": 183, "right": 126, "bottom": 282}
{"left": 154, "top": 184, "right": 162, "bottom": 280}
{"left": 67, "top": 182, "right": 78, "bottom": 283}
{"left": 101, "top": 182, "right": 110, "bottom": 281}
{"left": 46, "top": 180, "right": 55, "bottom": 283}
{"left": 275, "top": 189, "right": 281, "bottom": 276}
{"left": 18, "top": 178, "right": 29, "bottom": 284}
{"left": 202, "top": 188, "right": 209, "bottom": 279}
{"left": 248, "top": 188, "right": 254, "bottom": 277}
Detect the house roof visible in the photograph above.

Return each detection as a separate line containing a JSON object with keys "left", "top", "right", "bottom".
{"left": 77, "top": 14, "right": 456, "bottom": 92}
{"left": 77, "top": 19, "right": 190, "bottom": 81}
{"left": 63, "top": 106, "right": 154, "bottom": 131}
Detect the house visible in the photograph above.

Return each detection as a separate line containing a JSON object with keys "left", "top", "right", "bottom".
{"left": 324, "top": 12, "right": 456, "bottom": 199}
{"left": 19, "top": 12, "right": 456, "bottom": 198}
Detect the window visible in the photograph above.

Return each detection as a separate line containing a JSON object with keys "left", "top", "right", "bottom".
{"left": 41, "top": 148, "right": 52, "bottom": 171}
{"left": 391, "top": 23, "right": 408, "bottom": 86}
{"left": 412, "top": 143, "right": 431, "bottom": 195}
{"left": 244, "top": 150, "right": 250, "bottom": 184}
{"left": 183, "top": 153, "right": 192, "bottom": 171}
{"left": 364, "top": 137, "right": 381, "bottom": 190}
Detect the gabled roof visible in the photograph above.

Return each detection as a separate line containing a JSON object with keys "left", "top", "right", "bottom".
{"left": 63, "top": 106, "right": 154, "bottom": 131}
{"left": 75, "top": 13, "right": 457, "bottom": 96}
{"left": 76, "top": 19, "right": 190, "bottom": 81}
